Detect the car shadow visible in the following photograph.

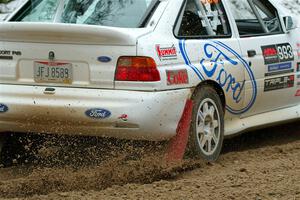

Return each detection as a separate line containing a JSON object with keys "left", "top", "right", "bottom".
{"left": 222, "top": 121, "right": 300, "bottom": 154}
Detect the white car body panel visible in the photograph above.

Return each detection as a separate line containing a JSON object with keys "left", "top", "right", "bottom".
{"left": 0, "top": 84, "right": 190, "bottom": 140}
{"left": 0, "top": 40, "right": 137, "bottom": 89}
{"left": 238, "top": 35, "right": 297, "bottom": 117}
{"left": 0, "top": 0, "right": 300, "bottom": 141}
{"left": 225, "top": 103, "right": 300, "bottom": 135}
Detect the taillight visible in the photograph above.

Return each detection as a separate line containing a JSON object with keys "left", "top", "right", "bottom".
{"left": 115, "top": 56, "right": 161, "bottom": 82}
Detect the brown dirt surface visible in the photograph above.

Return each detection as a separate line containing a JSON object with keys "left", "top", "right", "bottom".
{"left": 0, "top": 122, "right": 299, "bottom": 200}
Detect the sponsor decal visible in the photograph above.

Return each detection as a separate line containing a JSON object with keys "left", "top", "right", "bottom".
{"left": 0, "top": 104, "right": 8, "bottom": 113}
{"left": 262, "top": 46, "right": 279, "bottom": 64}
{"left": 85, "top": 108, "right": 111, "bottom": 119}
{"left": 0, "top": 50, "right": 21, "bottom": 60}
{"left": 97, "top": 56, "right": 112, "bottom": 63}
{"left": 295, "top": 89, "right": 300, "bottom": 97}
{"left": 297, "top": 63, "right": 300, "bottom": 72}
{"left": 268, "top": 62, "right": 292, "bottom": 71}
{"left": 264, "top": 75, "right": 294, "bottom": 92}
{"left": 118, "top": 114, "right": 128, "bottom": 122}
{"left": 261, "top": 43, "right": 294, "bottom": 65}
{"left": 265, "top": 62, "right": 293, "bottom": 76}
{"left": 166, "top": 69, "right": 189, "bottom": 85}
{"left": 296, "top": 73, "right": 300, "bottom": 87}
{"left": 179, "top": 40, "right": 257, "bottom": 114}
{"left": 156, "top": 45, "right": 177, "bottom": 61}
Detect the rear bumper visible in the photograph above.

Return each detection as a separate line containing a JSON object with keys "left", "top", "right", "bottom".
{"left": 0, "top": 85, "right": 191, "bottom": 141}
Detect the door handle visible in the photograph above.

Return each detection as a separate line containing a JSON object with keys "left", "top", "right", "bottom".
{"left": 247, "top": 50, "right": 256, "bottom": 57}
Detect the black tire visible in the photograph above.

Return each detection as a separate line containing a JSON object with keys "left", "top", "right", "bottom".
{"left": 187, "top": 85, "right": 224, "bottom": 162}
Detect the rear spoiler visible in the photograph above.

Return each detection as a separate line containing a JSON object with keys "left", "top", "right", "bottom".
{"left": 0, "top": 22, "right": 151, "bottom": 45}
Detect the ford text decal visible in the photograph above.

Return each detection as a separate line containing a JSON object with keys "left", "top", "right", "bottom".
{"left": 179, "top": 40, "right": 257, "bottom": 114}
{"left": 85, "top": 108, "right": 111, "bottom": 119}
{"left": 261, "top": 43, "right": 294, "bottom": 65}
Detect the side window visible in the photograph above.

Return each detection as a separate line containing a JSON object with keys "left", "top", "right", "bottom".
{"left": 174, "top": 0, "right": 231, "bottom": 38}
{"left": 227, "top": 0, "right": 282, "bottom": 36}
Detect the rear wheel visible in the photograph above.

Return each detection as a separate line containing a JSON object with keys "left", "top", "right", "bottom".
{"left": 188, "top": 85, "right": 224, "bottom": 162}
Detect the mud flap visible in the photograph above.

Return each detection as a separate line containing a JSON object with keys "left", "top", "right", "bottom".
{"left": 165, "top": 99, "right": 193, "bottom": 162}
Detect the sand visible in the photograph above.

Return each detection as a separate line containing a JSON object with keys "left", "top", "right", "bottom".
{"left": 0, "top": 122, "right": 299, "bottom": 200}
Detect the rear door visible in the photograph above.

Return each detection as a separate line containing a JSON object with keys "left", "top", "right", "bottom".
{"left": 227, "top": 0, "right": 297, "bottom": 117}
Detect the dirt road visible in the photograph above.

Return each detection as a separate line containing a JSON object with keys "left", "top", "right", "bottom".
{"left": 0, "top": 122, "right": 299, "bottom": 200}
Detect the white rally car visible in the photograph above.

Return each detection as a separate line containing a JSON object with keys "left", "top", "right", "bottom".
{"left": 0, "top": 0, "right": 299, "bottom": 162}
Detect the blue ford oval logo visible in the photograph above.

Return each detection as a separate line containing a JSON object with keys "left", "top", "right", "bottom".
{"left": 97, "top": 56, "right": 112, "bottom": 63}
{"left": 85, "top": 108, "right": 111, "bottom": 119}
{"left": 0, "top": 103, "right": 8, "bottom": 113}
{"left": 179, "top": 40, "right": 257, "bottom": 115}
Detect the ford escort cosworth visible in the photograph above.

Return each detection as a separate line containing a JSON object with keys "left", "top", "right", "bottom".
{"left": 0, "top": 0, "right": 299, "bottom": 162}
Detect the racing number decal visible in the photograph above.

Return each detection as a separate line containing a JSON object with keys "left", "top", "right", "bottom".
{"left": 261, "top": 43, "right": 294, "bottom": 65}
{"left": 277, "top": 43, "right": 294, "bottom": 62}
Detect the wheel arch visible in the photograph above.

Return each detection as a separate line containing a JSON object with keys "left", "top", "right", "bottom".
{"left": 192, "top": 80, "right": 226, "bottom": 112}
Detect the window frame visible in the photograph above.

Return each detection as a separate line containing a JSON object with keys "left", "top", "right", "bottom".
{"left": 173, "top": 0, "right": 233, "bottom": 40}
{"left": 228, "top": 0, "right": 284, "bottom": 38}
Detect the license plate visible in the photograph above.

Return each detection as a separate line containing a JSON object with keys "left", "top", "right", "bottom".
{"left": 34, "top": 61, "right": 73, "bottom": 84}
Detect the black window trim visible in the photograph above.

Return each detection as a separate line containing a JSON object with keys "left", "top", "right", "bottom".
{"left": 138, "top": 0, "right": 160, "bottom": 28}
{"left": 235, "top": 0, "right": 284, "bottom": 38}
{"left": 10, "top": 0, "right": 36, "bottom": 21}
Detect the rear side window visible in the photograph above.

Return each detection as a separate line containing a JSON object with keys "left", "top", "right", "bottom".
{"left": 174, "top": 0, "right": 231, "bottom": 38}
{"left": 11, "top": 0, "right": 156, "bottom": 28}
{"left": 227, "top": 0, "right": 282, "bottom": 36}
